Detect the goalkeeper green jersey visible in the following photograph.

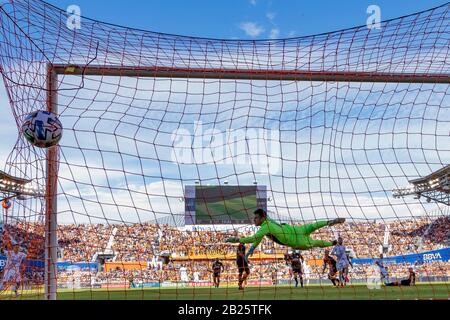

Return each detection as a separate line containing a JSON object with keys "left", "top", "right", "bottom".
{"left": 239, "top": 218, "right": 333, "bottom": 250}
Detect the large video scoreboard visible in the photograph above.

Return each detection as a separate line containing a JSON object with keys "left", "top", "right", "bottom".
{"left": 184, "top": 185, "right": 267, "bottom": 225}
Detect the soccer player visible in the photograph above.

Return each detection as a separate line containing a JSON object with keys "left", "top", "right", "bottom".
{"left": 226, "top": 209, "right": 344, "bottom": 260}
{"left": 374, "top": 254, "right": 389, "bottom": 285}
{"left": 322, "top": 249, "right": 340, "bottom": 287}
{"left": 128, "top": 274, "right": 135, "bottom": 288}
{"left": 236, "top": 243, "right": 250, "bottom": 290}
{"left": 302, "top": 260, "right": 311, "bottom": 287}
{"left": 193, "top": 271, "right": 200, "bottom": 283}
{"left": 385, "top": 268, "right": 416, "bottom": 287}
{"left": 0, "top": 238, "right": 27, "bottom": 297}
{"left": 211, "top": 258, "right": 224, "bottom": 288}
{"left": 289, "top": 251, "right": 304, "bottom": 288}
{"left": 330, "top": 237, "right": 352, "bottom": 287}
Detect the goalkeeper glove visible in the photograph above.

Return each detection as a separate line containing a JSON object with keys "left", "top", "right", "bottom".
{"left": 225, "top": 237, "right": 240, "bottom": 243}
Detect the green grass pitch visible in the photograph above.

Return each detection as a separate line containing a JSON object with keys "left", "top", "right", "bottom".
{"left": 3, "top": 284, "right": 449, "bottom": 300}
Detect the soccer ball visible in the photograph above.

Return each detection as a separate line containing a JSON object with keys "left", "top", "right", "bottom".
{"left": 22, "top": 110, "right": 63, "bottom": 148}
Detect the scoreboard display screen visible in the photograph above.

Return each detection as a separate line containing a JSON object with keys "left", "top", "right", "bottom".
{"left": 184, "top": 186, "right": 267, "bottom": 225}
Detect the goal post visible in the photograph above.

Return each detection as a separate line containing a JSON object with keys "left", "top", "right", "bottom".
{"left": 45, "top": 64, "right": 58, "bottom": 300}
{"left": 44, "top": 63, "right": 450, "bottom": 300}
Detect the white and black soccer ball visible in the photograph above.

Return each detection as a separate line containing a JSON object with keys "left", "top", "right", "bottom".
{"left": 22, "top": 110, "right": 63, "bottom": 148}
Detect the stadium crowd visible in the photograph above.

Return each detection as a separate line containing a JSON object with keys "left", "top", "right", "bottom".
{"left": 52, "top": 259, "right": 449, "bottom": 288}
{"left": 3, "top": 216, "right": 446, "bottom": 263}
{"left": 1, "top": 216, "right": 448, "bottom": 287}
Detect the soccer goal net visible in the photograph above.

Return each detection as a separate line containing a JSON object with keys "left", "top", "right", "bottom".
{"left": 0, "top": 0, "right": 449, "bottom": 300}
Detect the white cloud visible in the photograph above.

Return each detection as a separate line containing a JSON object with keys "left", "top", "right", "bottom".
{"left": 249, "top": 0, "right": 257, "bottom": 5}
{"left": 57, "top": 180, "right": 185, "bottom": 224}
{"left": 3, "top": 76, "right": 449, "bottom": 225}
{"left": 2, "top": 7, "right": 449, "bottom": 227}
{"left": 269, "top": 28, "right": 280, "bottom": 39}
{"left": 239, "top": 22, "right": 265, "bottom": 38}
{"left": 266, "top": 12, "right": 276, "bottom": 22}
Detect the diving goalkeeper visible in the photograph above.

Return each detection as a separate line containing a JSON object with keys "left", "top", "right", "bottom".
{"left": 226, "top": 209, "right": 345, "bottom": 259}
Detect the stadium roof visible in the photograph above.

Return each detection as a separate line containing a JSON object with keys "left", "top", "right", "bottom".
{"left": 0, "top": 170, "right": 31, "bottom": 185}
{"left": 393, "top": 164, "right": 450, "bottom": 206}
{"left": 410, "top": 164, "right": 450, "bottom": 191}
{"left": 0, "top": 170, "right": 43, "bottom": 202}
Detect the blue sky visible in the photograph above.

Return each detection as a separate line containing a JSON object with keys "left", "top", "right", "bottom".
{"left": 43, "top": 0, "right": 447, "bottom": 40}
{"left": 1, "top": 0, "right": 446, "bottom": 162}
{"left": 0, "top": 0, "right": 448, "bottom": 224}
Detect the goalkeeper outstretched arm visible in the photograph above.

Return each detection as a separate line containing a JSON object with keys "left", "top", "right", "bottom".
{"left": 225, "top": 210, "right": 270, "bottom": 258}
{"left": 239, "top": 227, "right": 268, "bottom": 258}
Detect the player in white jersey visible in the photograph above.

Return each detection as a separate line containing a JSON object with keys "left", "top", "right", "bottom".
{"left": 0, "top": 240, "right": 27, "bottom": 297}
{"left": 331, "top": 237, "right": 351, "bottom": 287}
{"left": 302, "top": 260, "right": 311, "bottom": 287}
{"left": 374, "top": 254, "right": 389, "bottom": 284}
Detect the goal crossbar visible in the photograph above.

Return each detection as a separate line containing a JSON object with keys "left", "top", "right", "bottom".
{"left": 53, "top": 65, "right": 450, "bottom": 83}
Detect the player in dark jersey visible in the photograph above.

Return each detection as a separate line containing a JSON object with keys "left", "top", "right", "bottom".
{"left": 322, "top": 249, "right": 340, "bottom": 287}
{"left": 128, "top": 274, "right": 135, "bottom": 289}
{"left": 386, "top": 268, "right": 416, "bottom": 287}
{"left": 211, "top": 258, "right": 224, "bottom": 288}
{"left": 236, "top": 243, "right": 250, "bottom": 290}
{"left": 290, "top": 252, "right": 304, "bottom": 288}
